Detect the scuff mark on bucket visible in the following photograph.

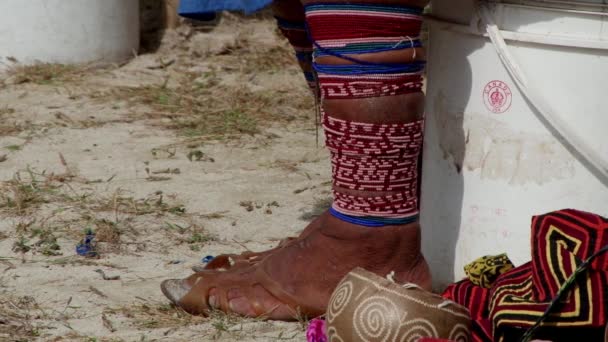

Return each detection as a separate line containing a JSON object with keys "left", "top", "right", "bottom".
{"left": 433, "top": 93, "right": 575, "bottom": 185}
{"left": 434, "top": 91, "right": 466, "bottom": 173}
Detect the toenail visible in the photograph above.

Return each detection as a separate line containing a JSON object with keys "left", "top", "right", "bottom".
{"left": 228, "top": 300, "right": 238, "bottom": 312}
{"left": 209, "top": 296, "right": 218, "bottom": 309}
{"left": 386, "top": 271, "right": 396, "bottom": 283}
{"left": 161, "top": 279, "right": 190, "bottom": 304}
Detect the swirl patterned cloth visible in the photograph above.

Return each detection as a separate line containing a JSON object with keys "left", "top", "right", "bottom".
{"left": 326, "top": 267, "right": 472, "bottom": 342}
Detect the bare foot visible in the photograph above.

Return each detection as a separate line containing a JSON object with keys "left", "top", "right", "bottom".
{"left": 162, "top": 211, "right": 431, "bottom": 320}
{"left": 195, "top": 213, "right": 324, "bottom": 271}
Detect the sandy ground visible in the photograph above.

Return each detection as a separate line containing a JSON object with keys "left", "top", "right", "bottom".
{"left": 0, "top": 16, "right": 329, "bottom": 341}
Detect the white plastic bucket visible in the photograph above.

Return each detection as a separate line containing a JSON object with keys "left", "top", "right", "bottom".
{"left": 0, "top": 0, "right": 139, "bottom": 69}
{"left": 421, "top": 0, "right": 608, "bottom": 289}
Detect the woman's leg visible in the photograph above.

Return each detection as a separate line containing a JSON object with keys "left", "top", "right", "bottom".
{"left": 162, "top": 0, "right": 431, "bottom": 319}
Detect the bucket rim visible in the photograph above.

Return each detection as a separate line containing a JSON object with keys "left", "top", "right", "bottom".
{"left": 486, "top": 0, "right": 608, "bottom": 16}
{"left": 500, "top": 0, "right": 608, "bottom": 12}
{"left": 424, "top": 13, "right": 608, "bottom": 50}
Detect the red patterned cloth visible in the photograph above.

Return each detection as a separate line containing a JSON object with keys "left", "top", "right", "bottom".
{"left": 443, "top": 209, "right": 608, "bottom": 342}
{"left": 443, "top": 281, "right": 493, "bottom": 342}
{"left": 305, "top": 3, "right": 425, "bottom": 100}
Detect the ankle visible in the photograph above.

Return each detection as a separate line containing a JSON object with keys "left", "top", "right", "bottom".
{"left": 321, "top": 213, "right": 421, "bottom": 245}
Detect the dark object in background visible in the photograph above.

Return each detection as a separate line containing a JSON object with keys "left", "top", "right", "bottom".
{"left": 140, "top": 0, "right": 170, "bottom": 52}
{"left": 140, "top": 0, "right": 224, "bottom": 52}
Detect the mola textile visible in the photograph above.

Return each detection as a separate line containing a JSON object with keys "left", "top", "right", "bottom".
{"left": 443, "top": 209, "right": 608, "bottom": 342}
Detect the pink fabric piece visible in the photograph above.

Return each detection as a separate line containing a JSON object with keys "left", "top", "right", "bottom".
{"left": 306, "top": 318, "right": 327, "bottom": 342}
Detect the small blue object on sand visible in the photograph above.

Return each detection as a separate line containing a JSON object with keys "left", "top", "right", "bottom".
{"left": 76, "top": 231, "right": 98, "bottom": 257}
{"left": 202, "top": 255, "right": 215, "bottom": 264}
{"left": 178, "top": 0, "right": 273, "bottom": 20}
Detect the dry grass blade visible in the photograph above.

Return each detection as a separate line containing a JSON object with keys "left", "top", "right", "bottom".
{"left": 87, "top": 190, "right": 186, "bottom": 216}
{"left": 0, "top": 169, "right": 63, "bottom": 216}
{"left": 5, "top": 63, "right": 93, "bottom": 85}
{"left": 107, "top": 80, "right": 268, "bottom": 139}
{"left": 105, "top": 303, "right": 205, "bottom": 330}
{"left": 0, "top": 107, "right": 22, "bottom": 136}
{"left": 93, "top": 25, "right": 312, "bottom": 143}
{"left": 0, "top": 295, "right": 44, "bottom": 340}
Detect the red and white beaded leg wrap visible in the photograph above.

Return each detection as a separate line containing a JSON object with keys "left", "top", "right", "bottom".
{"left": 319, "top": 72, "right": 424, "bottom": 100}
{"left": 304, "top": 3, "right": 427, "bottom": 221}
{"left": 324, "top": 113, "right": 424, "bottom": 219}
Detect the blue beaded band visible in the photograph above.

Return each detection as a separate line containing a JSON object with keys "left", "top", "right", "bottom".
{"left": 330, "top": 207, "right": 418, "bottom": 227}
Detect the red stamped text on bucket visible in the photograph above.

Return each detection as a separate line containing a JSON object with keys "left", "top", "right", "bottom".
{"left": 483, "top": 80, "right": 512, "bottom": 114}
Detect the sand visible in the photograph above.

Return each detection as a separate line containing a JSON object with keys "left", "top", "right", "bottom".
{"left": 0, "top": 15, "right": 328, "bottom": 341}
